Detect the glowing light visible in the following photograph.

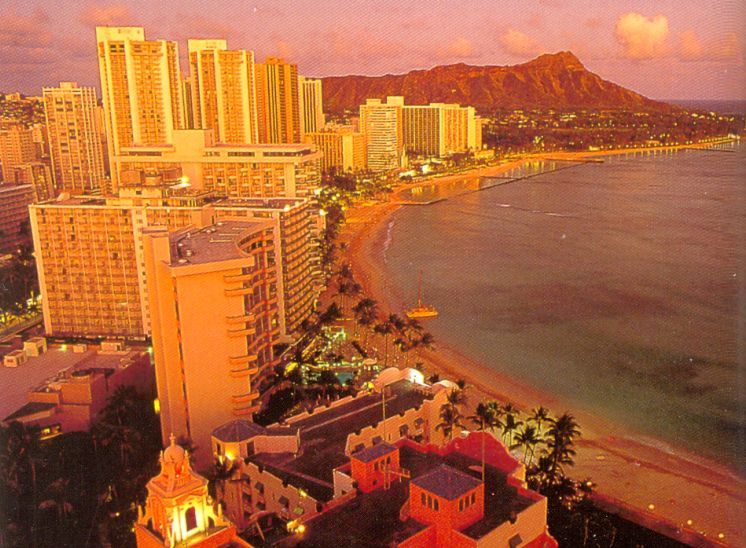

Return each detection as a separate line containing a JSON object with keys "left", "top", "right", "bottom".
{"left": 225, "top": 451, "right": 235, "bottom": 461}
{"left": 648, "top": 504, "right": 655, "bottom": 511}
{"left": 718, "top": 533, "right": 725, "bottom": 540}
{"left": 686, "top": 519, "right": 693, "bottom": 526}
{"left": 319, "top": 209, "right": 327, "bottom": 217}
{"left": 299, "top": 488, "right": 307, "bottom": 498}
{"left": 148, "top": 346, "right": 153, "bottom": 354}
{"left": 60, "top": 344, "right": 67, "bottom": 352}
{"left": 153, "top": 398, "right": 160, "bottom": 414}
{"left": 297, "top": 524, "right": 306, "bottom": 534}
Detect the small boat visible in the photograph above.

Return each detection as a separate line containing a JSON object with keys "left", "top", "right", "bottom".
{"left": 405, "top": 272, "right": 438, "bottom": 319}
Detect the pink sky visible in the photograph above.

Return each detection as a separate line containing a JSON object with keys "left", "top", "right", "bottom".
{"left": 1, "top": 0, "right": 744, "bottom": 100}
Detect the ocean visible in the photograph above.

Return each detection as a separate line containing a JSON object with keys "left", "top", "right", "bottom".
{"left": 382, "top": 143, "right": 746, "bottom": 475}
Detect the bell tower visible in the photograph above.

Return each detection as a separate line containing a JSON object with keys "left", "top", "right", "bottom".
{"left": 134, "top": 434, "right": 249, "bottom": 547}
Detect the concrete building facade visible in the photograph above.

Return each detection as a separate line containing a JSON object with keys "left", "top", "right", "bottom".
{"left": 143, "top": 221, "right": 280, "bottom": 467}
{"left": 304, "top": 125, "right": 367, "bottom": 173}
{"left": 113, "top": 129, "right": 321, "bottom": 198}
{"left": 43, "top": 82, "right": 106, "bottom": 194}
{"left": 0, "top": 122, "right": 36, "bottom": 179}
{"left": 299, "top": 76, "right": 325, "bottom": 136}
{"left": 359, "top": 97, "right": 404, "bottom": 172}
{"left": 255, "top": 58, "right": 301, "bottom": 144}
{"left": 96, "top": 27, "right": 184, "bottom": 187}
{"left": 188, "top": 40, "right": 259, "bottom": 145}
{"left": 0, "top": 182, "right": 34, "bottom": 253}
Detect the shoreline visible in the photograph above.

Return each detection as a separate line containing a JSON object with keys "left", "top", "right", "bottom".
{"left": 338, "top": 141, "right": 745, "bottom": 546}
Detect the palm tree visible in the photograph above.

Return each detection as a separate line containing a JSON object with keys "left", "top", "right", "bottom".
{"left": 529, "top": 406, "right": 551, "bottom": 434}
{"left": 436, "top": 403, "right": 463, "bottom": 442}
{"left": 511, "top": 424, "right": 542, "bottom": 466}
{"left": 373, "top": 318, "right": 394, "bottom": 365}
{"left": 468, "top": 402, "right": 499, "bottom": 480}
{"left": 502, "top": 412, "right": 523, "bottom": 447}
{"left": 545, "top": 413, "right": 581, "bottom": 486}
{"left": 352, "top": 297, "right": 378, "bottom": 344}
{"left": 446, "top": 387, "right": 467, "bottom": 408}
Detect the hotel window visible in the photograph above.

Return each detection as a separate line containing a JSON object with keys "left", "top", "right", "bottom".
{"left": 471, "top": 493, "right": 476, "bottom": 505}
{"left": 460, "top": 499, "right": 464, "bottom": 511}
{"left": 421, "top": 493, "right": 426, "bottom": 506}
{"left": 433, "top": 498, "right": 439, "bottom": 511}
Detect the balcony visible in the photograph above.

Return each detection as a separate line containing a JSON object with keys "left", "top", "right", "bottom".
{"left": 229, "top": 354, "right": 257, "bottom": 366}
{"left": 228, "top": 326, "right": 256, "bottom": 337}
{"left": 229, "top": 365, "right": 259, "bottom": 378}
{"left": 232, "top": 391, "right": 260, "bottom": 404}
{"left": 226, "top": 313, "right": 256, "bottom": 325}
{"left": 232, "top": 403, "right": 261, "bottom": 416}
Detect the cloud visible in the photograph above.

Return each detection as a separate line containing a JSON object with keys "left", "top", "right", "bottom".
{"left": 439, "top": 37, "right": 475, "bottom": 59}
{"left": 678, "top": 30, "right": 740, "bottom": 61}
{"left": 78, "top": 4, "right": 133, "bottom": 28}
{"left": 0, "top": 12, "right": 53, "bottom": 48}
{"left": 615, "top": 12, "right": 669, "bottom": 60}
{"left": 498, "top": 29, "right": 543, "bottom": 57}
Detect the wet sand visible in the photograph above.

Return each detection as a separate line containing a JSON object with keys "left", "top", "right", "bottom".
{"left": 337, "top": 144, "right": 746, "bottom": 547}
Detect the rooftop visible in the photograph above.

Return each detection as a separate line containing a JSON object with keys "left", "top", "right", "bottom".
{"left": 169, "top": 220, "right": 270, "bottom": 266}
{"left": 299, "top": 439, "right": 540, "bottom": 545}
{"left": 410, "top": 464, "right": 482, "bottom": 500}
{"left": 212, "top": 419, "right": 267, "bottom": 442}
{"left": 0, "top": 344, "right": 148, "bottom": 421}
{"left": 352, "top": 442, "right": 398, "bottom": 464}
{"left": 248, "top": 380, "right": 430, "bottom": 501}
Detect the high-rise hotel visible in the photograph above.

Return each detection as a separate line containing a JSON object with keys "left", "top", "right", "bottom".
{"left": 188, "top": 39, "right": 259, "bottom": 144}
{"left": 299, "top": 76, "right": 325, "bottom": 136}
{"left": 96, "top": 27, "right": 185, "bottom": 187}
{"left": 43, "top": 82, "right": 106, "bottom": 194}
{"left": 255, "top": 58, "right": 301, "bottom": 144}
{"left": 359, "top": 96, "right": 404, "bottom": 172}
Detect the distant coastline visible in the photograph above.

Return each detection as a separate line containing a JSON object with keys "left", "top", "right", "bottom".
{"left": 338, "top": 137, "right": 746, "bottom": 546}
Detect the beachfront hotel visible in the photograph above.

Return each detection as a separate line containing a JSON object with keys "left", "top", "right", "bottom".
{"left": 42, "top": 82, "right": 106, "bottom": 195}
{"left": 402, "top": 102, "right": 481, "bottom": 158}
{"left": 359, "top": 96, "right": 405, "bottom": 172}
{"left": 304, "top": 124, "right": 367, "bottom": 173}
{"left": 135, "top": 435, "right": 250, "bottom": 547}
{"left": 29, "top": 187, "right": 321, "bottom": 340}
{"left": 143, "top": 220, "right": 280, "bottom": 468}
{"left": 203, "top": 367, "right": 557, "bottom": 546}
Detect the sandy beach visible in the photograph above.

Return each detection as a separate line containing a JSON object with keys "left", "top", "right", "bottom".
{"left": 336, "top": 143, "right": 745, "bottom": 547}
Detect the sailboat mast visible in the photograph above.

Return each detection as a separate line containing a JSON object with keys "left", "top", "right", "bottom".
{"left": 417, "top": 270, "right": 423, "bottom": 307}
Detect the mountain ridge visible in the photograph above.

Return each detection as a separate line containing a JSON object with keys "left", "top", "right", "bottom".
{"left": 321, "top": 51, "right": 672, "bottom": 113}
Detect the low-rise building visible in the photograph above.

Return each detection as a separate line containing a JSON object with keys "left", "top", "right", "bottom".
{"left": 206, "top": 367, "right": 556, "bottom": 547}
{"left": 1, "top": 342, "right": 153, "bottom": 438}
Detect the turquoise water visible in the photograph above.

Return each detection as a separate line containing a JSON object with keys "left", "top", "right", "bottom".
{"left": 383, "top": 144, "right": 746, "bottom": 474}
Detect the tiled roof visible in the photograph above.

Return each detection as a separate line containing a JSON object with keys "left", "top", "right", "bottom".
{"left": 3, "top": 401, "right": 56, "bottom": 422}
{"left": 411, "top": 464, "right": 482, "bottom": 500}
{"left": 351, "top": 442, "right": 398, "bottom": 463}
{"left": 211, "top": 419, "right": 266, "bottom": 442}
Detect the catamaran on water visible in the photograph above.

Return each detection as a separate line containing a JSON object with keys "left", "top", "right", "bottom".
{"left": 405, "top": 272, "right": 439, "bottom": 319}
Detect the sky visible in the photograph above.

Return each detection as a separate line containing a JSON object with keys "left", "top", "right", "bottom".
{"left": 1, "top": 0, "right": 744, "bottom": 100}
